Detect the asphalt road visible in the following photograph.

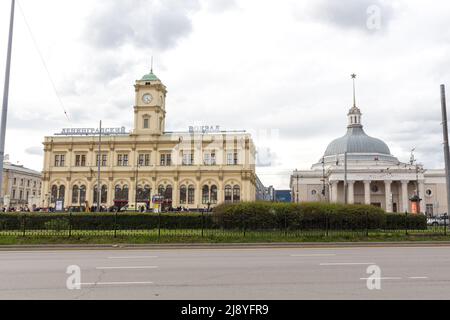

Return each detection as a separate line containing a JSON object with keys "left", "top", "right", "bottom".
{"left": 0, "top": 246, "right": 450, "bottom": 300}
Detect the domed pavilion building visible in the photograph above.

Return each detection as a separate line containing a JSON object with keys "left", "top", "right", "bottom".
{"left": 290, "top": 77, "right": 447, "bottom": 215}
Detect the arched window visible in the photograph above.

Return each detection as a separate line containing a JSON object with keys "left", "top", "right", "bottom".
{"left": 51, "top": 185, "right": 58, "bottom": 204}
{"left": 233, "top": 186, "right": 241, "bottom": 203}
{"left": 202, "top": 185, "right": 210, "bottom": 204}
{"left": 72, "top": 186, "right": 79, "bottom": 204}
{"left": 137, "top": 185, "right": 151, "bottom": 202}
{"left": 225, "top": 185, "right": 232, "bottom": 203}
{"left": 59, "top": 185, "right": 65, "bottom": 201}
{"left": 115, "top": 185, "right": 122, "bottom": 200}
{"left": 158, "top": 185, "right": 165, "bottom": 196}
{"left": 165, "top": 185, "right": 173, "bottom": 201}
{"left": 188, "top": 185, "right": 195, "bottom": 204}
{"left": 122, "top": 185, "right": 129, "bottom": 201}
{"left": 179, "top": 186, "right": 187, "bottom": 205}
{"left": 80, "top": 186, "right": 86, "bottom": 203}
{"left": 211, "top": 185, "right": 218, "bottom": 204}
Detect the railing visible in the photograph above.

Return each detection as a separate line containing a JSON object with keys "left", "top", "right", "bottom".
{"left": 0, "top": 211, "right": 446, "bottom": 241}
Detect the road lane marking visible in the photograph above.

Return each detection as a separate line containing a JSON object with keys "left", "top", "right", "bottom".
{"left": 320, "top": 262, "right": 375, "bottom": 266}
{"left": 360, "top": 277, "right": 402, "bottom": 280}
{"left": 409, "top": 277, "right": 429, "bottom": 279}
{"left": 291, "top": 254, "right": 337, "bottom": 257}
{"left": 78, "top": 281, "right": 154, "bottom": 286}
{"left": 108, "top": 256, "right": 158, "bottom": 259}
{"left": 96, "top": 266, "right": 159, "bottom": 270}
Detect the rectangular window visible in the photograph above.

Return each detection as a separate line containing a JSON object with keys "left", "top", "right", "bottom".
{"left": 227, "top": 152, "right": 238, "bottom": 165}
{"left": 143, "top": 118, "right": 149, "bottom": 129}
{"left": 96, "top": 154, "right": 108, "bottom": 167}
{"left": 204, "top": 151, "right": 216, "bottom": 165}
{"left": 13, "top": 178, "right": 16, "bottom": 185}
{"left": 19, "top": 190, "right": 23, "bottom": 200}
{"left": 426, "top": 204, "right": 434, "bottom": 217}
{"left": 160, "top": 153, "right": 172, "bottom": 166}
{"left": 20, "top": 179, "right": 24, "bottom": 186}
{"left": 139, "top": 154, "right": 151, "bottom": 166}
{"left": 12, "top": 189, "right": 15, "bottom": 199}
{"left": 75, "top": 155, "right": 86, "bottom": 167}
{"left": 60, "top": 155, "right": 65, "bottom": 167}
{"left": 54, "top": 155, "right": 60, "bottom": 167}
{"left": 117, "top": 154, "right": 123, "bottom": 166}
{"left": 123, "top": 154, "right": 128, "bottom": 166}
{"left": 182, "top": 152, "right": 194, "bottom": 166}
{"left": 27, "top": 180, "right": 30, "bottom": 187}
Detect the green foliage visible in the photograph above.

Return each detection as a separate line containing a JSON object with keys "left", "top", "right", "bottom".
{"left": 44, "top": 219, "right": 70, "bottom": 232}
{"left": 0, "top": 205, "right": 427, "bottom": 232}
{"left": 212, "top": 202, "right": 427, "bottom": 230}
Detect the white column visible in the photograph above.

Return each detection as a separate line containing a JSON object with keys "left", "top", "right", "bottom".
{"left": 401, "top": 180, "right": 409, "bottom": 213}
{"left": 384, "top": 180, "right": 392, "bottom": 212}
{"left": 348, "top": 181, "right": 355, "bottom": 204}
{"left": 364, "top": 180, "right": 371, "bottom": 205}
{"left": 331, "top": 181, "right": 339, "bottom": 203}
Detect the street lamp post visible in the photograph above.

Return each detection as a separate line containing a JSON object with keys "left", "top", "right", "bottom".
{"left": 135, "top": 158, "right": 140, "bottom": 212}
{"left": 0, "top": 0, "right": 16, "bottom": 206}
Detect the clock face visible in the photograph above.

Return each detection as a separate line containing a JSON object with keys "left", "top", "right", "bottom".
{"left": 142, "top": 93, "right": 153, "bottom": 104}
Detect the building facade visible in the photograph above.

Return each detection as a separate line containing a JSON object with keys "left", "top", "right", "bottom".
{"left": 41, "top": 70, "right": 257, "bottom": 210}
{"left": 1, "top": 161, "right": 42, "bottom": 208}
{"left": 291, "top": 86, "right": 447, "bottom": 216}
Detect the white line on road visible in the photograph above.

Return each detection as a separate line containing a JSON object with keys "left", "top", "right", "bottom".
{"left": 78, "top": 281, "right": 154, "bottom": 286}
{"left": 108, "top": 256, "right": 158, "bottom": 259}
{"left": 96, "top": 266, "right": 159, "bottom": 270}
{"left": 320, "top": 262, "right": 376, "bottom": 266}
{"left": 360, "top": 277, "right": 429, "bottom": 280}
{"left": 360, "top": 277, "right": 402, "bottom": 280}
{"left": 291, "top": 254, "right": 337, "bottom": 257}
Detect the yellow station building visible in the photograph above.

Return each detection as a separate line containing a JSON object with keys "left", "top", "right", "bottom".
{"left": 41, "top": 70, "right": 257, "bottom": 211}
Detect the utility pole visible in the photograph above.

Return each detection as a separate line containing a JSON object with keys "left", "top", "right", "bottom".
{"left": 0, "top": 0, "right": 15, "bottom": 206}
{"left": 321, "top": 157, "right": 326, "bottom": 202}
{"left": 440, "top": 84, "right": 450, "bottom": 216}
{"left": 344, "top": 152, "right": 348, "bottom": 204}
{"left": 97, "top": 120, "right": 102, "bottom": 212}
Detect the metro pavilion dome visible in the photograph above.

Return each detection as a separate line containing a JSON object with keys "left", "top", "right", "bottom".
{"left": 324, "top": 126, "right": 391, "bottom": 157}
{"left": 323, "top": 85, "right": 393, "bottom": 158}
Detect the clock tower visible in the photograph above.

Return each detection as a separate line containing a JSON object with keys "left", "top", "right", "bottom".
{"left": 133, "top": 70, "right": 167, "bottom": 136}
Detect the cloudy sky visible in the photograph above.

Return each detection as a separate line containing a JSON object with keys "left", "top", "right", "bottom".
{"left": 0, "top": 0, "right": 449, "bottom": 189}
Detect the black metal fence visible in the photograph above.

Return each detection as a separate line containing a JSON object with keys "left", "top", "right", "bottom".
{"left": 0, "top": 211, "right": 447, "bottom": 240}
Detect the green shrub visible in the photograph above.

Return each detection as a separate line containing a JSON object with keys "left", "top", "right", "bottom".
{"left": 213, "top": 202, "right": 426, "bottom": 230}
{"left": 44, "top": 218, "right": 70, "bottom": 232}
{"left": 0, "top": 206, "right": 427, "bottom": 231}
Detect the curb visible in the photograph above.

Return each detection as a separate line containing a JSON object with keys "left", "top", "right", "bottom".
{"left": 1, "top": 241, "right": 450, "bottom": 251}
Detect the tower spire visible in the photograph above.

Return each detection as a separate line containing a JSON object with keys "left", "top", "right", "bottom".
{"left": 347, "top": 73, "right": 362, "bottom": 128}
{"left": 351, "top": 73, "right": 357, "bottom": 108}
{"left": 151, "top": 56, "right": 154, "bottom": 74}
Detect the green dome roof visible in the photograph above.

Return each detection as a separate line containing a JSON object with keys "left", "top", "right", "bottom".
{"left": 141, "top": 71, "right": 160, "bottom": 81}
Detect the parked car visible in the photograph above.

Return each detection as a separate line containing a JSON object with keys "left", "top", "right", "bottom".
{"left": 427, "top": 214, "right": 449, "bottom": 227}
